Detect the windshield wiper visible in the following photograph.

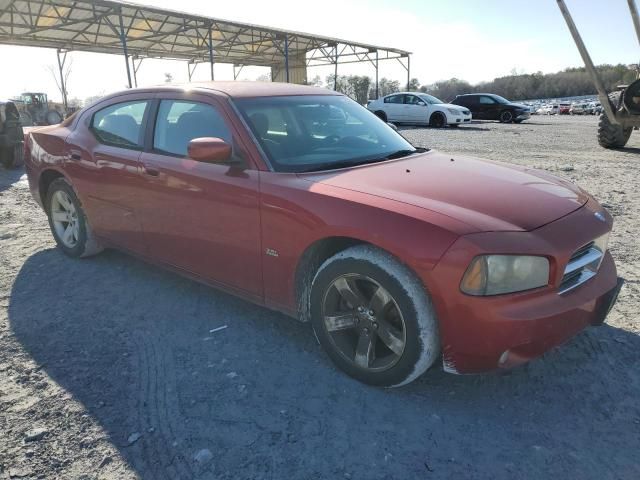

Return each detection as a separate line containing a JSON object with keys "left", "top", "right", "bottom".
{"left": 384, "top": 147, "right": 427, "bottom": 160}
{"left": 299, "top": 158, "right": 379, "bottom": 173}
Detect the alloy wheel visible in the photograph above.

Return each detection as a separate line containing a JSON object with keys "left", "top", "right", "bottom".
{"left": 321, "top": 274, "right": 407, "bottom": 371}
{"left": 51, "top": 190, "right": 79, "bottom": 248}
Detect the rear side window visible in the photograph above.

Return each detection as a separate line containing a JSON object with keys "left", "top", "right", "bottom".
{"left": 153, "top": 100, "right": 232, "bottom": 157}
{"left": 456, "top": 96, "right": 472, "bottom": 106}
{"left": 91, "top": 101, "right": 148, "bottom": 149}
{"left": 384, "top": 95, "right": 404, "bottom": 104}
{"left": 479, "top": 96, "right": 497, "bottom": 105}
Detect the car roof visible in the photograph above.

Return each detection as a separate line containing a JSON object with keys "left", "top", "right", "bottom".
{"left": 102, "top": 81, "right": 341, "bottom": 100}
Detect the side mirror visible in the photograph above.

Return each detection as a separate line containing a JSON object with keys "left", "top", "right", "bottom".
{"left": 188, "top": 137, "right": 232, "bottom": 163}
{"left": 417, "top": 101, "right": 426, "bottom": 106}
{"left": 387, "top": 122, "right": 398, "bottom": 131}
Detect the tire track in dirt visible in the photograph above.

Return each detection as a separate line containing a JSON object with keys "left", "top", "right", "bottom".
{"left": 134, "top": 334, "right": 195, "bottom": 479}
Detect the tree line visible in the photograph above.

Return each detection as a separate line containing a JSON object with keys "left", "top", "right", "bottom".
{"left": 313, "top": 64, "right": 637, "bottom": 103}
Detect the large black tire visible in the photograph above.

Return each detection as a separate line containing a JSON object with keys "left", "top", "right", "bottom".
{"left": 598, "top": 91, "right": 632, "bottom": 149}
{"left": 428, "top": 112, "right": 446, "bottom": 128}
{"left": 46, "top": 110, "right": 63, "bottom": 125}
{"left": 0, "top": 144, "right": 24, "bottom": 169}
{"left": 310, "top": 245, "right": 440, "bottom": 387}
{"left": 374, "top": 110, "right": 387, "bottom": 122}
{"left": 45, "top": 178, "right": 103, "bottom": 258}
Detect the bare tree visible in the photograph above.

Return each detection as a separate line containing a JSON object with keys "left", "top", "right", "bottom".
{"left": 164, "top": 72, "right": 174, "bottom": 83}
{"left": 46, "top": 57, "right": 72, "bottom": 111}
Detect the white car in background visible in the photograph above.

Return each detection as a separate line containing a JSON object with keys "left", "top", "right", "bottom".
{"left": 367, "top": 92, "right": 472, "bottom": 128}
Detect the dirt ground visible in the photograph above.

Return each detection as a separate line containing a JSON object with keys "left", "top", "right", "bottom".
{"left": 0, "top": 115, "right": 638, "bottom": 480}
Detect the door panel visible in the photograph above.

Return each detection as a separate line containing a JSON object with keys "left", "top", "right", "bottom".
{"left": 404, "top": 95, "right": 427, "bottom": 123}
{"left": 134, "top": 96, "right": 262, "bottom": 297}
{"left": 383, "top": 94, "right": 405, "bottom": 121}
{"left": 64, "top": 97, "right": 151, "bottom": 253}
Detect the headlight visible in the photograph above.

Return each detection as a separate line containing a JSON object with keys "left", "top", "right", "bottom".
{"left": 447, "top": 108, "right": 461, "bottom": 115}
{"left": 460, "top": 255, "right": 549, "bottom": 296}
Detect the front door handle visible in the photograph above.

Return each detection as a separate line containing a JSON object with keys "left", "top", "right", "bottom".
{"left": 70, "top": 150, "right": 82, "bottom": 161}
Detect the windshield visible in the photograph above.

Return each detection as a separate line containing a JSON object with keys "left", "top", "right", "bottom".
{"left": 491, "top": 95, "right": 510, "bottom": 104}
{"left": 418, "top": 94, "right": 445, "bottom": 105}
{"left": 235, "top": 95, "right": 417, "bottom": 173}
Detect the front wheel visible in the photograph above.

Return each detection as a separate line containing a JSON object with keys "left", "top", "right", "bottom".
{"left": 46, "top": 178, "right": 103, "bottom": 258}
{"left": 311, "top": 245, "right": 440, "bottom": 387}
{"left": 499, "top": 110, "right": 513, "bottom": 123}
{"left": 428, "top": 112, "right": 446, "bottom": 128}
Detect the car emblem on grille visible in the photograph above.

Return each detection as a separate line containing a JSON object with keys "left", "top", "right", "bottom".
{"left": 594, "top": 212, "right": 606, "bottom": 222}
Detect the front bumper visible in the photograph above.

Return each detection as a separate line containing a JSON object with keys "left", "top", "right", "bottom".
{"left": 516, "top": 112, "right": 531, "bottom": 121}
{"left": 423, "top": 199, "right": 620, "bottom": 374}
{"left": 448, "top": 113, "right": 472, "bottom": 124}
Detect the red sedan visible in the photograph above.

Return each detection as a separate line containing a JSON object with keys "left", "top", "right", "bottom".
{"left": 23, "top": 82, "right": 622, "bottom": 387}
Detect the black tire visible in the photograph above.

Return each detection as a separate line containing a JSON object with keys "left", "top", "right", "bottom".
{"left": 19, "top": 111, "right": 33, "bottom": 127}
{"left": 0, "top": 144, "right": 23, "bottom": 169}
{"left": 598, "top": 92, "right": 632, "bottom": 149}
{"left": 428, "top": 112, "right": 446, "bottom": 128}
{"left": 310, "top": 245, "right": 440, "bottom": 387}
{"left": 45, "top": 178, "right": 103, "bottom": 258}
{"left": 374, "top": 110, "right": 387, "bottom": 122}
{"left": 499, "top": 110, "right": 513, "bottom": 123}
{"left": 46, "top": 110, "right": 63, "bottom": 125}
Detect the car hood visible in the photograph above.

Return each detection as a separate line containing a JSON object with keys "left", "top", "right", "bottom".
{"left": 439, "top": 103, "right": 468, "bottom": 112}
{"left": 508, "top": 102, "right": 529, "bottom": 110}
{"left": 298, "top": 151, "right": 589, "bottom": 232}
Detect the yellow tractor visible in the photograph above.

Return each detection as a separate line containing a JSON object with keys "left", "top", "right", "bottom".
{"left": 12, "top": 92, "right": 64, "bottom": 127}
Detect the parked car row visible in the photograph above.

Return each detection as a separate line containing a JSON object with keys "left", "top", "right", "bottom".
{"left": 532, "top": 101, "right": 602, "bottom": 116}
{"left": 366, "top": 92, "right": 531, "bottom": 126}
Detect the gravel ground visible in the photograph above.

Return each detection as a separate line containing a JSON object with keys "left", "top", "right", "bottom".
{"left": 0, "top": 115, "right": 638, "bottom": 480}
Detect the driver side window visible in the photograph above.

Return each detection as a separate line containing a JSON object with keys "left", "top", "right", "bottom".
{"left": 479, "top": 96, "right": 496, "bottom": 105}
{"left": 153, "top": 100, "right": 232, "bottom": 157}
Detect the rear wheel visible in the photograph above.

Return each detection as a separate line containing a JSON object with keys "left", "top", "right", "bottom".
{"left": 311, "top": 245, "right": 440, "bottom": 387}
{"left": 428, "top": 112, "right": 446, "bottom": 128}
{"left": 598, "top": 92, "right": 632, "bottom": 149}
{"left": 46, "top": 178, "right": 103, "bottom": 258}
{"left": 499, "top": 110, "right": 513, "bottom": 123}
{"left": 374, "top": 110, "right": 387, "bottom": 122}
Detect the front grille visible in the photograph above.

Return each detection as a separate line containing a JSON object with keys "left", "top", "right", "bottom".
{"left": 559, "top": 241, "right": 604, "bottom": 294}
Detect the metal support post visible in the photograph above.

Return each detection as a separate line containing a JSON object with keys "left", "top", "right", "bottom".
{"left": 56, "top": 48, "right": 68, "bottom": 111}
{"left": 118, "top": 10, "right": 133, "bottom": 88}
{"left": 208, "top": 26, "right": 215, "bottom": 80}
{"left": 375, "top": 50, "right": 379, "bottom": 98}
{"left": 334, "top": 45, "right": 338, "bottom": 91}
{"left": 284, "top": 35, "right": 290, "bottom": 83}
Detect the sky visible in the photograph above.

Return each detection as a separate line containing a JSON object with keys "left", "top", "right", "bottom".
{"left": 1, "top": 0, "right": 638, "bottom": 103}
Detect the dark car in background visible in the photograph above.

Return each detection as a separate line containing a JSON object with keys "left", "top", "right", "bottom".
{"left": 0, "top": 100, "right": 24, "bottom": 169}
{"left": 452, "top": 93, "right": 531, "bottom": 123}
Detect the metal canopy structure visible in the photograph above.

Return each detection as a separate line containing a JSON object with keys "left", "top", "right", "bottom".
{"left": 0, "top": 0, "right": 411, "bottom": 101}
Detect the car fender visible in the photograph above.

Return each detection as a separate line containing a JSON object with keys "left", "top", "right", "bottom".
{"left": 258, "top": 173, "right": 466, "bottom": 316}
